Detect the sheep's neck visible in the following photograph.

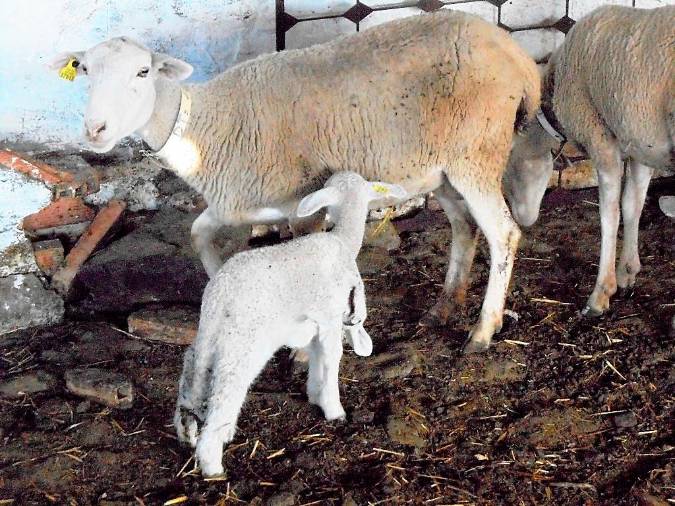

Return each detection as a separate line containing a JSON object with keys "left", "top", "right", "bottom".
{"left": 138, "top": 78, "right": 182, "bottom": 152}
{"left": 331, "top": 201, "right": 369, "bottom": 260}
{"left": 540, "top": 59, "right": 565, "bottom": 138}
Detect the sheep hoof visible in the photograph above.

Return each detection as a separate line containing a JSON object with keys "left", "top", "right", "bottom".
{"left": 581, "top": 305, "right": 604, "bottom": 318}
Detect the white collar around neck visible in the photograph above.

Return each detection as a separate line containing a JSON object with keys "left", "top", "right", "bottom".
{"left": 536, "top": 109, "right": 565, "bottom": 144}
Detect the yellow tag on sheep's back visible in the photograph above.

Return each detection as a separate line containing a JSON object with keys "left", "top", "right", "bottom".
{"left": 372, "top": 183, "right": 389, "bottom": 194}
{"left": 59, "top": 58, "right": 78, "bottom": 81}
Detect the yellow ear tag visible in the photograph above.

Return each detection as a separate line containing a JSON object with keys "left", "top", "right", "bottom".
{"left": 59, "top": 58, "right": 78, "bottom": 81}
{"left": 372, "top": 183, "right": 389, "bottom": 194}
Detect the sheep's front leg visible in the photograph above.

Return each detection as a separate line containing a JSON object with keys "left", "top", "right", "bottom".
{"left": 420, "top": 183, "right": 480, "bottom": 327}
{"left": 191, "top": 208, "right": 250, "bottom": 278}
{"left": 457, "top": 183, "right": 521, "bottom": 354}
{"left": 617, "top": 160, "right": 653, "bottom": 291}
{"left": 583, "top": 148, "right": 623, "bottom": 316}
{"left": 289, "top": 208, "right": 327, "bottom": 236}
{"left": 307, "top": 323, "right": 346, "bottom": 421}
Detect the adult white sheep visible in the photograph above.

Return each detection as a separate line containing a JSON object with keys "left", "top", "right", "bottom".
{"left": 49, "top": 10, "right": 541, "bottom": 353}
{"left": 505, "top": 5, "right": 674, "bottom": 317}
{"left": 174, "top": 172, "right": 405, "bottom": 477}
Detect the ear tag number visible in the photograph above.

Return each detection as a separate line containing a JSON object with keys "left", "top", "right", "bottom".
{"left": 59, "top": 58, "right": 78, "bottom": 81}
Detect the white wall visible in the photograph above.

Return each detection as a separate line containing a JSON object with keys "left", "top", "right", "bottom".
{"left": 0, "top": 0, "right": 672, "bottom": 148}
{"left": 0, "top": 0, "right": 276, "bottom": 147}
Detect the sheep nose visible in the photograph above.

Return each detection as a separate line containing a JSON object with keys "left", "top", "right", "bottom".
{"left": 86, "top": 121, "right": 107, "bottom": 140}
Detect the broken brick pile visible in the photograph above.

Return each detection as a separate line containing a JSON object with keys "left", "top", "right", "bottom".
{"left": 0, "top": 148, "right": 126, "bottom": 334}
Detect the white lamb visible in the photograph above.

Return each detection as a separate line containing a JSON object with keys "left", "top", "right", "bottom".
{"left": 174, "top": 172, "right": 406, "bottom": 477}
{"left": 505, "top": 5, "right": 674, "bottom": 316}
{"left": 50, "top": 10, "right": 542, "bottom": 353}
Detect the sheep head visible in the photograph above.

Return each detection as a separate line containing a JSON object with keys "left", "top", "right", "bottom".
{"left": 49, "top": 37, "right": 193, "bottom": 153}
{"left": 504, "top": 119, "right": 557, "bottom": 228}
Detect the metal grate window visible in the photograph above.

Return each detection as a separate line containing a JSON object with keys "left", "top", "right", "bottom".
{"left": 275, "top": 0, "right": 642, "bottom": 61}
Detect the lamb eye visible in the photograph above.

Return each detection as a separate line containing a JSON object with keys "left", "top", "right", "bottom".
{"left": 81, "top": 65, "right": 88, "bottom": 74}
{"left": 137, "top": 67, "right": 149, "bottom": 78}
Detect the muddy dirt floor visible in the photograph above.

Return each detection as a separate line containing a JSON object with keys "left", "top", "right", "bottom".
{"left": 1, "top": 181, "right": 673, "bottom": 505}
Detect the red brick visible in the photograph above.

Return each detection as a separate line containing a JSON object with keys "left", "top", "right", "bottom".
{"left": 0, "top": 148, "right": 73, "bottom": 186}
{"left": 51, "top": 200, "right": 126, "bottom": 294}
{"left": 22, "top": 197, "right": 95, "bottom": 233}
{"left": 32, "top": 239, "right": 65, "bottom": 276}
{"left": 128, "top": 306, "right": 198, "bottom": 345}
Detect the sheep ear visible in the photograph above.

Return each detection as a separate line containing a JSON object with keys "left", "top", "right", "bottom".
{"left": 48, "top": 51, "right": 85, "bottom": 74}
{"left": 296, "top": 187, "right": 340, "bottom": 217}
{"left": 368, "top": 182, "right": 407, "bottom": 201}
{"left": 345, "top": 325, "right": 373, "bottom": 357}
{"left": 152, "top": 53, "right": 193, "bottom": 81}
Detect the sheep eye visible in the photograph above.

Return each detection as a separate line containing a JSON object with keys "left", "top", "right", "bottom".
{"left": 81, "top": 65, "right": 88, "bottom": 74}
{"left": 137, "top": 67, "right": 150, "bottom": 78}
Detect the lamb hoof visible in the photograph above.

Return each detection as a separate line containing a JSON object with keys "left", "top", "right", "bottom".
{"left": 461, "top": 337, "right": 489, "bottom": 354}
{"left": 323, "top": 405, "right": 347, "bottom": 422}
{"left": 200, "top": 464, "right": 226, "bottom": 478}
{"left": 581, "top": 305, "right": 604, "bottom": 318}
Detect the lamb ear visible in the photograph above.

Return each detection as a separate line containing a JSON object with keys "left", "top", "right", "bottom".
{"left": 368, "top": 182, "right": 407, "bottom": 201}
{"left": 296, "top": 187, "right": 340, "bottom": 218}
{"left": 345, "top": 325, "right": 373, "bottom": 357}
{"left": 47, "top": 51, "right": 85, "bottom": 73}
{"left": 152, "top": 52, "right": 193, "bottom": 81}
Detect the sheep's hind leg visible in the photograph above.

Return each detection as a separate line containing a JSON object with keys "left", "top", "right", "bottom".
{"left": 307, "top": 322, "right": 346, "bottom": 421}
{"left": 583, "top": 147, "right": 623, "bottom": 316}
{"left": 420, "top": 182, "right": 479, "bottom": 327}
{"left": 617, "top": 160, "right": 653, "bottom": 292}
{"left": 455, "top": 182, "right": 520, "bottom": 354}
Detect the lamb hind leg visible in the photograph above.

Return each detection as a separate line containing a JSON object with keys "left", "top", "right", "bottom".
{"left": 420, "top": 182, "right": 479, "bottom": 327}
{"left": 617, "top": 160, "right": 653, "bottom": 291}
{"left": 175, "top": 346, "right": 205, "bottom": 447}
{"left": 196, "top": 337, "right": 277, "bottom": 477}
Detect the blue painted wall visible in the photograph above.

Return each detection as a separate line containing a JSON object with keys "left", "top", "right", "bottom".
{"left": 0, "top": 0, "right": 276, "bottom": 147}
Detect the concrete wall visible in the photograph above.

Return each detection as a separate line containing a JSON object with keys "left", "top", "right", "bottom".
{"left": 0, "top": 0, "right": 276, "bottom": 147}
{"left": 0, "top": 0, "right": 672, "bottom": 147}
